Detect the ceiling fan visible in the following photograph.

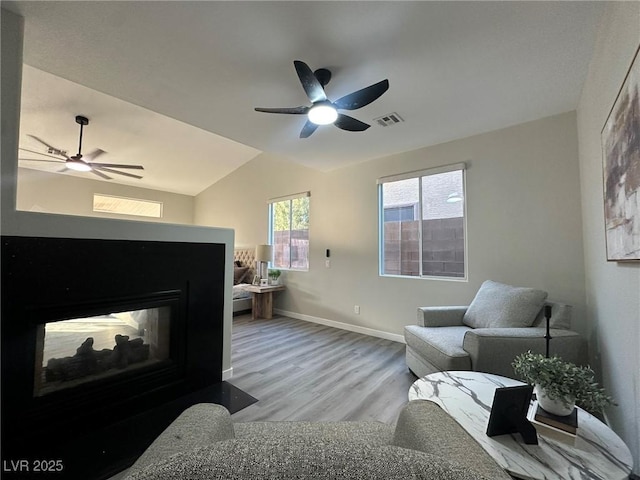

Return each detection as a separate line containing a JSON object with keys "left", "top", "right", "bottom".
{"left": 19, "top": 115, "right": 144, "bottom": 180}
{"left": 254, "top": 60, "right": 389, "bottom": 138}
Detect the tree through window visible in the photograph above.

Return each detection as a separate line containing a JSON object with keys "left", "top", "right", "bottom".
{"left": 269, "top": 192, "right": 310, "bottom": 270}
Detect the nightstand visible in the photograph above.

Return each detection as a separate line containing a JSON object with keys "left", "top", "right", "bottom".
{"left": 242, "top": 284, "right": 285, "bottom": 320}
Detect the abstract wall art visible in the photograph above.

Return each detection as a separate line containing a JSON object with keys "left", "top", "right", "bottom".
{"left": 601, "top": 45, "right": 640, "bottom": 261}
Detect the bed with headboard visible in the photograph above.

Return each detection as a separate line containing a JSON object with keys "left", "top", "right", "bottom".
{"left": 232, "top": 248, "right": 256, "bottom": 314}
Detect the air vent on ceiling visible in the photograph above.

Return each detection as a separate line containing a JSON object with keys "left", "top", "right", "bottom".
{"left": 375, "top": 112, "right": 404, "bottom": 127}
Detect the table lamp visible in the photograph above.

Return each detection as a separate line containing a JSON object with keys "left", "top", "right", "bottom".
{"left": 255, "top": 244, "right": 273, "bottom": 281}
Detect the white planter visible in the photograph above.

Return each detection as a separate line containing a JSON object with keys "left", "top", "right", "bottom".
{"left": 535, "top": 384, "right": 575, "bottom": 416}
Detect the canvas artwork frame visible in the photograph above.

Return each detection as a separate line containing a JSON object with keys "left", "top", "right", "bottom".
{"left": 601, "top": 44, "right": 640, "bottom": 261}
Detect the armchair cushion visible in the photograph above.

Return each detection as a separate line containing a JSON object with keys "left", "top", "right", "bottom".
{"left": 462, "top": 280, "right": 548, "bottom": 329}
{"left": 234, "top": 420, "right": 393, "bottom": 446}
{"left": 404, "top": 325, "right": 471, "bottom": 371}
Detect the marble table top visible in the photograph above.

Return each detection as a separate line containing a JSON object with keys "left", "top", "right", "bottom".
{"left": 409, "top": 371, "right": 633, "bottom": 480}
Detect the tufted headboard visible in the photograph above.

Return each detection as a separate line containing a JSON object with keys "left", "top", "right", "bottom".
{"left": 234, "top": 248, "right": 256, "bottom": 283}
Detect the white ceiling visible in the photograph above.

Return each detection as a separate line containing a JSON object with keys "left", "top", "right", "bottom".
{"left": 18, "top": 66, "right": 262, "bottom": 195}
{"left": 5, "top": 1, "right": 604, "bottom": 196}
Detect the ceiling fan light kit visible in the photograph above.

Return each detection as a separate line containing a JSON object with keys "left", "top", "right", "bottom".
{"left": 254, "top": 60, "right": 389, "bottom": 138}
{"left": 308, "top": 103, "right": 338, "bottom": 125}
{"left": 19, "top": 115, "right": 144, "bottom": 180}
{"left": 66, "top": 159, "right": 92, "bottom": 172}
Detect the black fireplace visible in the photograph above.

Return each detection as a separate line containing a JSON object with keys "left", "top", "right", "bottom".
{"left": 1, "top": 235, "right": 227, "bottom": 478}
{"left": 34, "top": 298, "right": 175, "bottom": 398}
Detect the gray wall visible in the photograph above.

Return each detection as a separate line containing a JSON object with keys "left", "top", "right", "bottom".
{"left": 576, "top": 2, "right": 640, "bottom": 471}
{"left": 195, "top": 111, "right": 586, "bottom": 342}
{"left": 17, "top": 167, "right": 195, "bottom": 225}
{"left": 1, "top": 9, "right": 235, "bottom": 379}
{"left": 194, "top": 152, "right": 317, "bottom": 248}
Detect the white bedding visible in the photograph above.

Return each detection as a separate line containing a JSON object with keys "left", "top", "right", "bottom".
{"left": 233, "top": 283, "right": 251, "bottom": 300}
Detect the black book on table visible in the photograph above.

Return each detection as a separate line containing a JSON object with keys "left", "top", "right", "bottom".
{"left": 534, "top": 404, "right": 578, "bottom": 434}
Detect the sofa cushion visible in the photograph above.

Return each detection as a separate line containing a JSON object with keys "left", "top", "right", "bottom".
{"left": 404, "top": 325, "right": 471, "bottom": 371}
{"left": 235, "top": 420, "right": 393, "bottom": 446}
{"left": 463, "top": 280, "right": 548, "bottom": 329}
{"left": 125, "top": 438, "right": 495, "bottom": 480}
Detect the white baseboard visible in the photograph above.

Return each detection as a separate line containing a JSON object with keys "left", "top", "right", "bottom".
{"left": 222, "top": 367, "right": 233, "bottom": 380}
{"left": 274, "top": 309, "right": 405, "bottom": 344}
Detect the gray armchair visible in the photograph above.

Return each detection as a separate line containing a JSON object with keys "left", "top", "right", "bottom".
{"left": 404, "top": 281, "right": 587, "bottom": 379}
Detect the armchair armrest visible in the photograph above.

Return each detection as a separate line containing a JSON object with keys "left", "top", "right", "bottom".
{"left": 417, "top": 306, "right": 468, "bottom": 327}
{"left": 126, "top": 403, "right": 235, "bottom": 476}
{"left": 393, "top": 401, "right": 512, "bottom": 480}
{"left": 463, "top": 328, "right": 587, "bottom": 378}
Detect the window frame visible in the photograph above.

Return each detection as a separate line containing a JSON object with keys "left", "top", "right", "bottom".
{"left": 268, "top": 191, "right": 310, "bottom": 272}
{"left": 377, "top": 163, "right": 467, "bottom": 281}
{"left": 93, "top": 193, "right": 163, "bottom": 218}
{"left": 383, "top": 203, "right": 418, "bottom": 223}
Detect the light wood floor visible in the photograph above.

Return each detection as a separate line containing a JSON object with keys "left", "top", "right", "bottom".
{"left": 108, "top": 313, "right": 416, "bottom": 479}
{"left": 229, "top": 313, "right": 417, "bottom": 424}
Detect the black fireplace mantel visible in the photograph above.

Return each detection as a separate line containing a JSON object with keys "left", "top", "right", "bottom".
{"left": 1, "top": 235, "right": 227, "bottom": 478}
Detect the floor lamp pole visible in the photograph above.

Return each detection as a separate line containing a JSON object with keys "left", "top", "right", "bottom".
{"left": 544, "top": 305, "right": 552, "bottom": 358}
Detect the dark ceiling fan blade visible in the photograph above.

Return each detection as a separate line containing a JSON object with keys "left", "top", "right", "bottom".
{"left": 334, "top": 114, "right": 371, "bottom": 132}
{"left": 95, "top": 167, "right": 143, "bottom": 179}
{"left": 294, "top": 60, "right": 327, "bottom": 103}
{"left": 254, "top": 106, "right": 310, "bottom": 115}
{"left": 90, "top": 169, "right": 112, "bottom": 180}
{"left": 19, "top": 148, "right": 68, "bottom": 161}
{"left": 19, "top": 157, "right": 65, "bottom": 164}
{"left": 90, "top": 163, "right": 144, "bottom": 170}
{"left": 299, "top": 120, "right": 319, "bottom": 139}
{"left": 333, "top": 79, "right": 390, "bottom": 110}
{"left": 84, "top": 148, "right": 106, "bottom": 162}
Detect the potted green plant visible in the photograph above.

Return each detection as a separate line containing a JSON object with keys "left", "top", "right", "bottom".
{"left": 268, "top": 268, "right": 281, "bottom": 285}
{"left": 512, "top": 351, "right": 615, "bottom": 417}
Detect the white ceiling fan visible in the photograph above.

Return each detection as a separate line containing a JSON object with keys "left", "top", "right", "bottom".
{"left": 19, "top": 115, "right": 144, "bottom": 180}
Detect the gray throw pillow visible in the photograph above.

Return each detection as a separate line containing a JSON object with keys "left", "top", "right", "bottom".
{"left": 463, "top": 280, "right": 548, "bottom": 329}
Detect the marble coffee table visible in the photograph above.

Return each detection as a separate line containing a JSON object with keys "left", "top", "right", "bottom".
{"left": 409, "top": 371, "right": 633, "bottom": 480}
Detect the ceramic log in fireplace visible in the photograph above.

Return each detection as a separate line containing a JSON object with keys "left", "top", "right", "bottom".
{"left": 1, "top": 235, "right": 225, "bottom": 476}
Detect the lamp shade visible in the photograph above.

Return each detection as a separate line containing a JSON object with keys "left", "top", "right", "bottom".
{"left": 255, "top": 244, "right": 273, "bottom": 262}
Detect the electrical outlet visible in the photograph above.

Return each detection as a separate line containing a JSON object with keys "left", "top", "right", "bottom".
{"left": 354, "top": 305, "right": 360, "bottom": 314}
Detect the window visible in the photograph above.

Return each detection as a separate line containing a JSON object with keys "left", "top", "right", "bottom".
{"left": 378, "top": 163, "right": 466, "bottom": 279}
{"left": 93, "top": 194, "right": 163, "bottom": 218}
{"left": 269, "top": 192, "right": 310, "bottom": 270}
{"left": 383, "top": 204, "right": 417, "bottom": 223}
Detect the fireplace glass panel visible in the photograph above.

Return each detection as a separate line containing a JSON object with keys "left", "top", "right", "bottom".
{"left": 34, "top": 306, "right": 171, "bottom": 397}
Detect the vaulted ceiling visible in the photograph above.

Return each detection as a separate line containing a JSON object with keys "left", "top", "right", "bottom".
{"left": 5, "top": 1, "right": 604, "bottom": 195}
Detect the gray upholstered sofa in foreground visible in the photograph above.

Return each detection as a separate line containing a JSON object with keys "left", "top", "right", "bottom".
{"left": 124, "top": 400, "right": 511, "bottom": 479}
{"left": 405, "top": 280, "right": 588, "bottom": 379}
